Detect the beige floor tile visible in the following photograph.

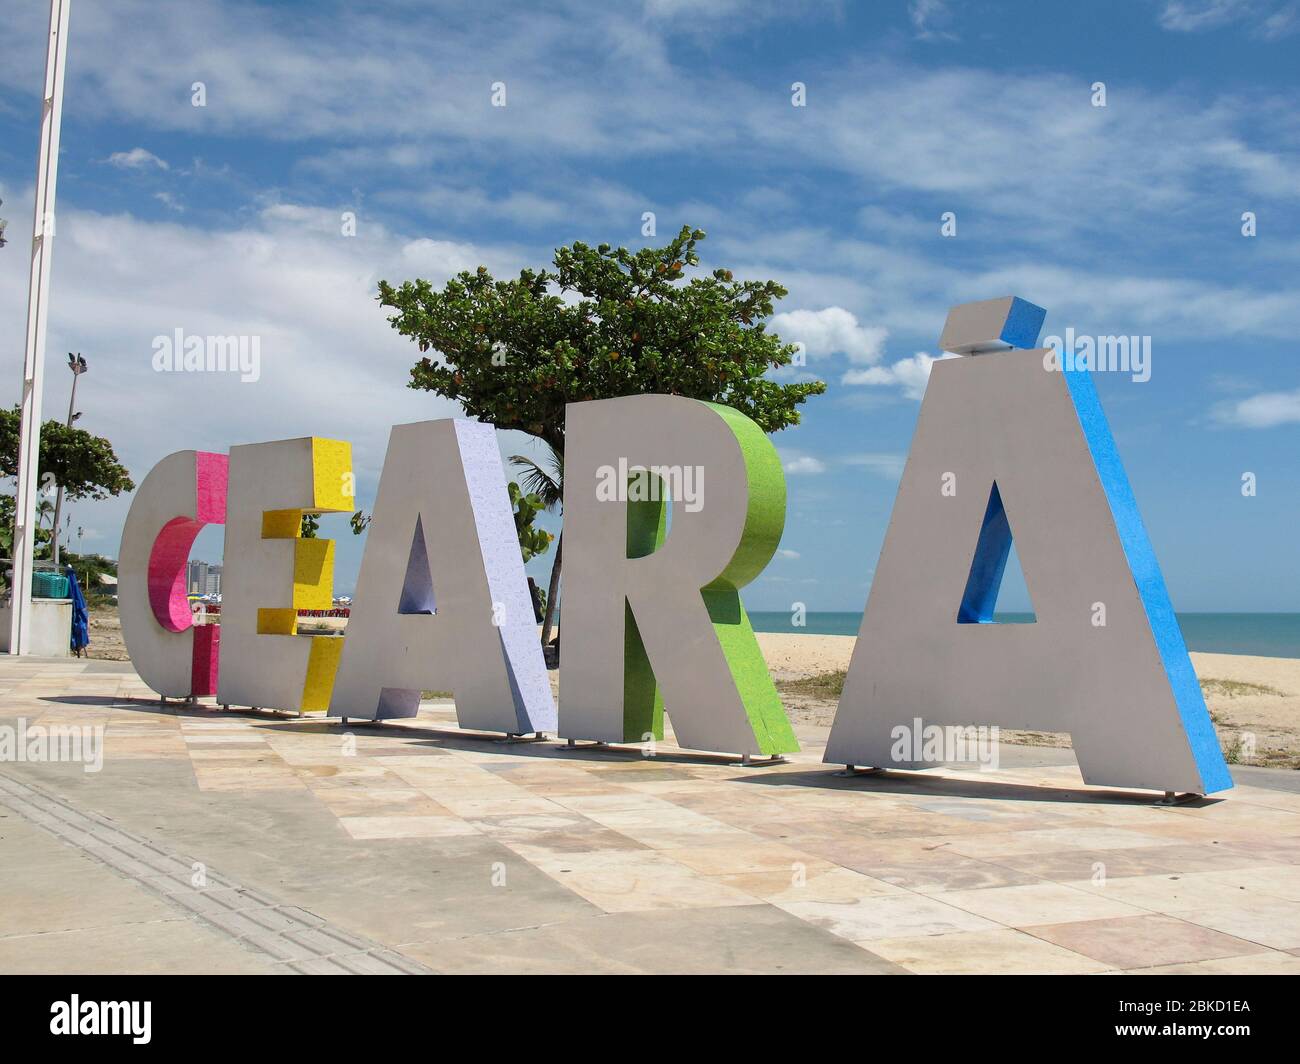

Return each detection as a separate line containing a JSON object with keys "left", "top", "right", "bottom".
{"left": 718, "top": 864, "right": 905, "bottom": 904}
{"left": 454, "top": 812, "right": 592, "bottom": 837}
{"left": 584, "top": 806, "right": 752, "bottom": 846}
{"left": 1130, "top": 951, "right": 1300, "bottom": 974}
{"left": 1218, "top": 834, "right": 1300, "bottom": 864}
{"left": 436, "top": 795, "right": 568, "bottom": 818}
{"left": 1024, "top": 914, "right": 1262, "bottom": 968}
{"left": 296, "top": 763, "right": 401, "bottom": 783}
{"left": 1134, "top": 817, "right": 1266, "bottom": 844}
{"left": 315, "top": 794, "right": 451, "bottom": 819}
{"left": 945, "top": 827, "right": 1174, "bottom": 859}
{"left": 933, "top": 882, "right": 1147, "bottom": 926}
{"left": 660, "top": 841, "right": 813, "bottom": 877}
{"left": 778, "top": 892, "right": 1000, "bottom": 941}
{"left": 1165, "top": 803, "right": 1300, "bottom": 831}
{"left": 870, "top": 928, "right": 1112, "bottom": 974}
{"left": 1197, "top": 863, "right": 1300, "bottom": 903}
{"left": 338, "top": 815, "right": 480, "bottom": 840}
{"left": 186, "top": 748, "right": 278, "bottom": 761}
{"left": 847, "top": 852, "right": 1043, "bottom": 893}
{"left": 1172, "top": 897, "right": 1300, "bottom": 950}
{"left": 613, "top": 827, "right": 757, "bottom": 850}
{"left": 1065, "top": 870, "right": 1276, "bottom": 912}
{"left": 526, "top": 849, "right": 759, "bottom": 912}
{"left": 501, "top": 827, "right": 655, "bottom": 858}
{"left": 553, "top": 793, "right": 682, "bottom": 814}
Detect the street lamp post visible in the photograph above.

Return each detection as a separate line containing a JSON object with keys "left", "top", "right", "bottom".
{"left": 50, "top": 352, "right": 87, "bottom": 566}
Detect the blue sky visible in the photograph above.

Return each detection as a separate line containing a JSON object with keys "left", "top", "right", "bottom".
{"left": 1, "top": 0, "right": 1298, "bottom": 612}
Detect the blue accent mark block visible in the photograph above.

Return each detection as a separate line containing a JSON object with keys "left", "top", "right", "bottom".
{"left": 958, "top": 482, "right": 1035, "bottom": 623}
{"left": 1002, "top": 297, "right": 1047, "bottom": 350}
{"left": 958, "top": 482, "right": 1012, "bottom": 622}
{"left": 1063, "top": 366, "right": 1233, "bottom": 794}
{"left": 939, "top": 296, "right": 1048, "bottom": 354}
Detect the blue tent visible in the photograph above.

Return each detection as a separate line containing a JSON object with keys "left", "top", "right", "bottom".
{"left": 66, "top": 566, "right": 89, "bottom": 655}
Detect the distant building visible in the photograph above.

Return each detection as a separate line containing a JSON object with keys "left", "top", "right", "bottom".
{"left": 187, "top": 559, "right": 209, "bottom": 595}
{"left": 186, "top": 560, "right": 223, "bottom": 596}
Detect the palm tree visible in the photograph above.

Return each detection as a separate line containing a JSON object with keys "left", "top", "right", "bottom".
{"left": 509, "top": 444, "right": 563, "bottom": 650}
{"left": 18, "top": 497, "right": 57, "bottom": 560}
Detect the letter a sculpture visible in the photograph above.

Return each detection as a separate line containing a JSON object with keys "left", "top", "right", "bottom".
{"left": 825, "top": 298, "right": 1231, "bottom": 797}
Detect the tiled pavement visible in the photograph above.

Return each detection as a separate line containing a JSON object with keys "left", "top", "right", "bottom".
{"left": 3, "top": 657, "right": 1300, "bottom": 974}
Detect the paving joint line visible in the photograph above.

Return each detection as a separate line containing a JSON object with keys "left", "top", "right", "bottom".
{"left": 0, "top": 769, "right": 434, "bottom": 975}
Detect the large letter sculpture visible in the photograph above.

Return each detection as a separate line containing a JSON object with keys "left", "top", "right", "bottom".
{"left": 119, "top": 451, "right": 227, "bottom": 697}
{"left": 216, "top": 437, "right": 353, "bottom": 713}
{"left": 825, "top": 298, "right": 1232, "bottom": 795}
{"left": 561, "top": 395, "right": 798, "bottom": 758}
{"left": 327, "top": 419, "right": 555, "bottom": 733}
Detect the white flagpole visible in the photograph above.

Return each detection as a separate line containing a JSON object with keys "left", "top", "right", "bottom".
{"left": 8, "top": 0, "right": 72, "bottom": 656}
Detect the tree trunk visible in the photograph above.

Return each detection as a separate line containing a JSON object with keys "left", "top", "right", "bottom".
{"left": 540, "top": 531, "right": 562, "bottom": 647}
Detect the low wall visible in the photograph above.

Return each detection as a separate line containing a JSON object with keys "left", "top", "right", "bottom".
{"left": 0, "top": 598, "right": 73, "bottom": 656}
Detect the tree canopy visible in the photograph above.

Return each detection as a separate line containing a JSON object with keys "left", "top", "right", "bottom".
{"left": 378, "top": 225, "right": 825, "bottom": 453}
{"left": 0, "top": 407, "right": 135, "bottom": 501}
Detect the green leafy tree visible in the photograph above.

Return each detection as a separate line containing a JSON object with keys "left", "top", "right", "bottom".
{"left": 0, "top": 497, "right": 54, "bottom": 573}
{"left": 379, "top": 225, "right": 825, "bottom": 644}
{"left": 0, "top": 407, "right": 135, "bottom": 502}
{"left": 509, "top": 444, "right": 563, "bottom": 645}
{"left": 300, "top": 512, "right": 372, "bottom": 538}
{"left": 0, "top": 407, "right": 135, "bottom": 562}
{"left": 509, "top": 481, "right": 554, "bottom": 623}
{"left": 509, "top": 482, "right": 554, "bottom": 563}
{"left": 62, "top": 550, "right": 117, "bottom": 590}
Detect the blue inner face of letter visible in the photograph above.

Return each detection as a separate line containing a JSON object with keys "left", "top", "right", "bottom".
{"left": 957, "top": 481, "right": 1034, "bottom": 624}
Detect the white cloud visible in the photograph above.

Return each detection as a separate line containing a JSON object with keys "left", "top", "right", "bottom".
{"left": 644, "top": 0, "right": 750, "bottom": 16}
{"left": 642, "top": 0, "right": 839, "bottom": 29}
{"left": 842, "top": 453, "right": 906, "bottom": 479}
{"left": 0, "top": 197, "right": 525, "bottom": 578}
{"left": 775, "top": 548, "right": 801, "bottom": 559}
{"left": 4, "top": 1, "right": 1295, "bottom": 247}
{"left": 1158, "top": 1, "right": 1299, "bottom": 38}
{"left": 842, "top": 351, "right": 957, "bottom": 400}
{"left": 1260, "top": 3, "right": 1300, "bottom": 35}
{"left": 106, "top": 148, "right": 169, "bottom": 171}
{"left": 769, "top": 307, "right": 887, "bottom": 364}
{"left": 1160, "top": 1, "right": 1250, "bottom": 31}
{"left": 0, "top": 1, "right": 757, "bottom": 156}
{"left": 733, "top": 230, "right": 1300, "bottom": 348}
{"left": 736, "top": 61, "right": 1300, "bottom": 242}
{"left": 909, "top": 0, "right": 958, "bottom": 40}
{"left": 1211, "top": 388, "right": 1300, "bottom": 428}
{"left": 781, "top": 455, "right": 827, "bottom": 475}
{"left": 971, "top": 263, "right": 1300, "bottom": 341}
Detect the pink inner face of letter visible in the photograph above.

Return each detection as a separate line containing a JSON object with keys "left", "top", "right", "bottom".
{"left": 146, "top": 453, "right": 228, "bottom": 633}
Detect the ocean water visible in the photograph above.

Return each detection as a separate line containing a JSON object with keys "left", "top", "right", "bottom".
{"left": 746, "top": 611, "right": 1300, "bottom": 659}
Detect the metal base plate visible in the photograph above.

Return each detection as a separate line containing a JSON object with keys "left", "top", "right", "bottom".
{"left": 1157, "top": 791, "right": 1203, "bottom": 805}
{"left": 731, "top": 754, "right": 790, "bottom": 768}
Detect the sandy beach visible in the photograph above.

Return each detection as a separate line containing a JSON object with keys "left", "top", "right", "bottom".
{"left": 758, "top": 631, "right": 1300, "bottom": 769}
